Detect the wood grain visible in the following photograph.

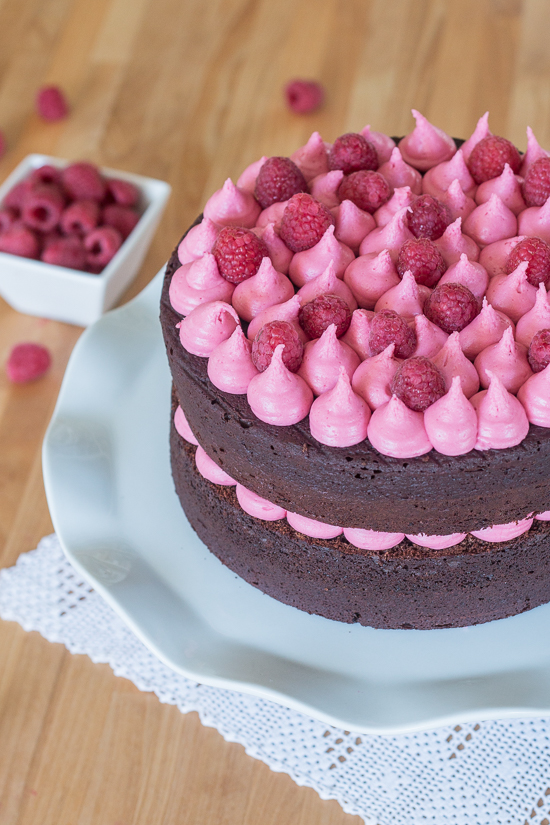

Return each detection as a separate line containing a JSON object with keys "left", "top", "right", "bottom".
{"left": 0, "top": 0, "right": 549, "bottom": 822}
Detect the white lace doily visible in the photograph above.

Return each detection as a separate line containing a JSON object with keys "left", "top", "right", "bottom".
{"left": 1, "top": 535, "right": 550, "bottom": 825}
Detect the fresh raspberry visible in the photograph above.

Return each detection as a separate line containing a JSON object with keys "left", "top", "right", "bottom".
{"left": 21, "top": 184, "right": 64, "bottom": 233}
{"left": 504, "top": 237, "right": 550, "bottom": 287}
{"left": 407, "top": 194, "right": 451, "bottom": 241}
{"left": 396, "top": 238, "right": 447, "bottom": 287}
{"left": 254, "top": 157, "right": 307, "bottom": 209}
{"left": 84, "top": 226, "right": 122, "bottom": 268}
{"left": 35, "top": 86, "right": 69, "bottom": 121}
{"left": 468, "top": 135, "right": 521, "bottom": 184}
{"left": 522, "top": 157, "right": 550, "bottom": 207}
{"left": 251, "top": 320, "right": 304, "bottom": 372}
{"left": 3, "top": 180, "right": 32, "bottom": 213}
{"left": 0, "top": 224, "right": 40, "bottom": 258}
{"left": 102, "top": 204, "right": 140, "bottom": 239}
{"left": 106, "top": 178, "right": 140, "bottom": 207}
{"left": 278, "top": 193, "right": 334, "bottom": 252}
{"left": 42, "top": 236, "right": 87, "bottom": 270}
{"left": 0, "top": 131, "right": 6, "bottom": 159}
{"left": 528, "top": 328, "right": 550, "bottom": 373}
{"left": 368, "top": 309, "right": 417, "bottom": 359}
{"left": 390, "top": 356, "right": 446, "bottom": 412}
{"left": 213, "top": 226, "right": 268, "bottom": 284}
{"left": 0, "top": 207, "right": 17, "bottom": 233}
{"left": 29, "top": 165, "right": 62, "bottom": 188}
{"left": 284, "top": 80, "right": 325, "bottom": 114}
{"left": 424, "top": 282, "right": 479, "bottom": 333}
{"left": 337, "top": 170, "right": 390, "bottom": 214}
{"left": 328, "top": 133, "right": 378, "bottom": 174}
{"left": 298, "top": 294, "right": 352, "bottom": 339}
{"left": 62, "top": 162, "right": 106, "bottom": 202}
{"left": 60, "top": 199, "right": 100, "bottom": 235}
{"left": 6, "top": 343, "right": 51, "bottom": 383}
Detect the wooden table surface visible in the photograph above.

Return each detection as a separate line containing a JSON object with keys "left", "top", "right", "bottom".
{"left": 1, "top": 0, "right": 550, "bottom": 822}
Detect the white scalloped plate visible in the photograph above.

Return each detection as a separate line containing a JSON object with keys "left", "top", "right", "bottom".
{"left": 42, "top": 270, "right": 550, "bottom": 734}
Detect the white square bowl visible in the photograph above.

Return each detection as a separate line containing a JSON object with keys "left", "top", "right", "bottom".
{"left": 0, "top": 154, "right": 171, "bottom": 326}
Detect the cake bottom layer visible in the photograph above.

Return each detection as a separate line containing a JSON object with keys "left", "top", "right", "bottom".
{"left": 170, "top": 414, "right": 550, "bottom": 630}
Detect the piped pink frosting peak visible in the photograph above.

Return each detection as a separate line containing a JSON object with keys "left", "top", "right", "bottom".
{"left": 434, "top": 217, "right": 480, "bottom": 265}
{"left": 246, "top": 344, "right": 313, "bottom": 426}
{"left": 236, "top": 156, "right": 267, "bottom": 193}
{"left": 475, "top": 164, "right": 526, "bottom": 216}
{"left": 352, "top": 344, "right": 400, "bottom": 409}
{"left": 309, "top": 367, "right": 370, "bottom": 447}
{"left": 424, "top": 376, "right": 477, "bottom": 456}
{"left": 367, "top": 395, "right": 432, "bottom": 458}
{"left": 286, "top": 512, "right": 343, "bottom": 539}
{"left": 343, "top": 527, "right": 404, "bottom": 551}
{"left": 334, "top": 199, "right": 376, "bottom": 252}
{"left": 422, "top": 148, "right": 476, "bottom": 199}
{"left": 458, "top": 297, "right": 514, "bottom": 359}
{"left": 309, "top": 170, "right": 345, "bottom": 208}
{"left": 207, "top": 325, "right": 259, "bottom": 394}
{"left": 462, "top": 193, "right": 518, "bottom": 246}
{"left": 298, "top": 324, "right": 360, "bottom": 395}
{"left": 195, "top": 446, "right": 236, "bottom": 486}
{"left": 340, "top": 308, "right": 375, "bottom": 360}
{"left": 517, "top": 196, "right": 550, "bottom": 243}
{"left": 485, "top": 261, "right": 537, "bottom": 323}
{"left": 254, "top": 223, "right": 293, "bottom": 274}
{"left": 288, "top": 225, "right": 355, "bottom": 287}
{"left": 517, "top": 363, "right": 550, "bottom": 427}
{"left": 203, "top": 178, "right": 261, "bottom": 228}
{"left": 374, "top": 186, "right": 417, "bottom": 227}
{"left": 439, "top": 253, "right": 489, "bottom": 301}
{"left": 439, "top": 179, "right": 477, "bottom": 222}
{"left": 536, "top": 511, "right": 550, "bottom": 521}
{"left": 178, "top": 300, "right": 240, "bottom": 357}
{"left": 470, "top": 517, "right": 534, "bottom": 543}
{"left": 431, "top": 332, "right": 480, "bottom": 397}
{"left": 515, "top": 282, "right": 550, "bottom": 347}
{"left": 359, "top": 206, "right": 415, "bottom": 259}
{"left": 520, "top": 126, "right": 550, "bottom": 176}
{"left": 178, "top": 217, "right": 219, "bottom": 264}
{"left": 471, "top": 370, "right": 529, "bottom": 450}
{"left": 291, "top": 131, "right": 330, "bottom": 181}
{"left": 478, "top": 235, "right": 525, "bottom": 277}
{"left": 374, "top": 269, "right": 431, "bottom": 318}
{"left": 236, "top": 484, "right": 286, "bottom": 521}
{"left": 256, "top": 200, "right": 288, "bottom": 228}
{"left": 247, "top": 294, "right": 306, "bottom": 343}
{"left": 377, "top": 147, "right": 423, "bottom": 194}
{"left": 474, "top": 326, "right": 532, "bottom": 394}
{"left": 174, "top": 405, "right": 198, "bottom": 445}
{"left": 297, "top": 260, "right": 358, "bottom": 311}
{"left": 406, "top": 532, "right": 467, "bottom": 550}
{"left": 398, "top": 110, "right": 456, "bottom": 171}
{"left": 411, "top": 313, "right": 448, "bottom": 358}
{"left": 460, "top": 112, "right": 492, "bottom": 162}
{"left": 344, "top": 250, "right": 400, "bottom": 310}
{"left": 360, "top": 125, "right": 396, "bottom": 164}
{"left": 232, "top": 257, "right": 294, "bottom": 322}
{"left": 169, "top": 255, "right": 234, "bottom": 315}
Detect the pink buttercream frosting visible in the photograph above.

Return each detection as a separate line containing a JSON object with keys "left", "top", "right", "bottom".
{"left": 236, "top": 484, "right": 286, "bottom": 521}
{"left": 286, "top": 512, "right": 343, "bottom": 539}
{"left": 232, "top": 257, "right": 294, "bottom": 322}
{"left": 254, "top": 223, "right": 293, "bottom": 274}
{"left": 203, "top": 178, "right": 260, "bottom": 228}
{"left": 309, "top": 170, "right": 345, "bottom": 208}
{"left": 411, "top": 314, "right": 449, "bottom": 358}
{"left": 462, "top": 194, "right": 518, "bottom": 247}
{"left": 377, "top": 147, "right": 423, "bottom": 194}
{"left": 309, "top": 367, "right": 370, "bottom": 447}
{"left": 169, "top": 255, "right": 234, "bottom": 315}
{"left": 374, "top": 186, "right": 418, "bottom": 227}
{"left": 246, "top": 344, "right": 313, "bottom": 425}
{"left": 520, "top": 126, "right": 550, "bottom": 176}
{"left": 195, "top": 445, "right": 237, "bottom": 486}
{"left": 485, "top": 262, "right": 537, "bottom": 323}
{"left": 247, "top": 294, "right": 307, "bottom": 343}
{"left": 178, "top": 217, "right": 219, "bottom": 264}
{"left": 471, "top": 371, "right": 529, "bottom": 450}
{"left": 360, "top": 125, "right": 396, "bottom": 164}
{"left": 517, "top": 363, "right": 550, "bottom": 427}
{"left": 434, "top": 218, "right": 480, "bottom": 265}
{"left": 367, "top": 395, "right": 432, "bottom": 458}
{"left": 458, "top": 298, "right": 513, "bottom": 359}
{"left": 174, "top": 405, "right": 198, "bottom": 445}
{"left": 406, "top": 532, "right": 467, "bottom": 549}
{"left": 439, "top": 253, "right": 489, "bottom": 301}
{"left": 236, "top": 156, "right": 267, "bottom": 193}
{"left": 422, "top": 148, "right": 476, "bottom": 199}
{"left": 517, "top": 196, "right": 550, "bottom": 243}
{"left": 297, "top": 260, "right": 358, "bottom": 311}
{"left": 431, "top": 332, "right": 480, "bottom": 397}
{"left": 478, "top": 235, "right": 525, "bottom": 277}
{"left": 474, "top": 326, "right": 532, "bottom": 394}
{"left": 374, "top": 270, "right": 431, "bottom": 318}
{"left": 515, "top": 282, "right": 550, "bottom": 347}
{"left": 439, "top": 179, "right": 477, "bottom": 222}
{"left": 343, "top": 527, "right": 404, "bottom": 551}
{"left": 344, "top": 250, "right": 400, "bottom": 309}
{"left": 340, "top": 308, "right": 375, "bottom": 360}
{"left": 207, "top": 325, "right": 259, "bottom": 394}
{"left": 352, "top": 344, "right": 400, "bottom": 409}
{"left": 398, "top": 110, "right": 456, "bottom": 171}
{"left": 291, "top": 132, "right": 330, "bottom": 181}
{"left": 359, "top": 206, "right": 415, "bottom": 260}
{"left": 256, "top": 200, "right": 288, "bottom": 228}
{"left": 470, "top": 517, "right": 534, "bottom": 543}
{"left": 334, "top": 199, "right": 376, "bottom": 252}
{"left": 423, "top": 375, "right": 478, "bottom": 455}
{"left": 178, "top": 300, "right": 240, "bottom": 357}
{"left": 288, "top": 225, "right": 354, "bottom": 287}
{"left": 298, "top": 325, "right": 360, "bottom": 395}
{"left": 460, "top": 112, "right": 491, "bottom": 162}
{"left": 475, "top": 164, "right": 526, "bottom": 216}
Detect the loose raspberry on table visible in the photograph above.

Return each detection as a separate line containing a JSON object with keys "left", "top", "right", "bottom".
{"left": 468, "top": 135, "right": 522, "bottom": 184}
{"left": 284, "top": 80, "right": 325, "bottom": 114}
{"left": 251, "top": 320, "right": 304, "bottom": 372}
{"left": 62, "top": 162, "right": 106, "bottom": 202}
{"left": 504, "top": 236, "right": 550, "bottom": 287}
{"left": 35, "top": 86, "right": 69, "bottom": 121}
{"left": 528, "top": 328, "right": 550, "bottom": 373}
{"left": 522, "top": 157, "right": 550, "bottom": 207}
{"left": 396, "top": 238, "right": 447, "bottom": 287}
{"left": 102, "top": 204, "right": 140, "bottom": 239}
{"left": 6, "top": 342, "right": 51, "bottom": 383}
{"left": 298, "top": 294, "right": 352, "bottom": 339}
{"left": 254, "top": 157, "right": 307, "bottom": 209}
{"left": 84, "top": 226, "right": 122, "bottom": 268}
{"left": 424, "top": 282, "right": 479, "bottom": 333}
{"left": 212, "top": 226, "right": 268, "bottom": 284}
{"left": 60, "top": 199, "right": 100, "bottom": 236}
{"left": 278, "top": 193, "right": 334, "bottom": 252}
{"left": 328, "top": 133, "right": 378, "bottom": 174}
{"left": 106, "top": 178, "right": 140, "bottom": 208}
{"left": 368, "top": 309, "right": 417, "bottom": 359}
{"left": 21, "top": 185, "right": 65, "bottom": 233}
{"left": 42, "top": 236, "right": 87, "bottom": 270}
{"left": 0, "top": 225, "right": 40, "bottom": 258}
{"left": 407, "top": 194, "right": 451, "bottom": 241}
{"left": 390, "top": 356, "right": 446, "bottom": 412}
{"left": 337, "top": 170, "right": 390, "bottom": 214}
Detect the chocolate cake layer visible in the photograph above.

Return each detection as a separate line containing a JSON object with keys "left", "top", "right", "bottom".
{"left": 170, "top": 414, "right": 550, "bottom": 629}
